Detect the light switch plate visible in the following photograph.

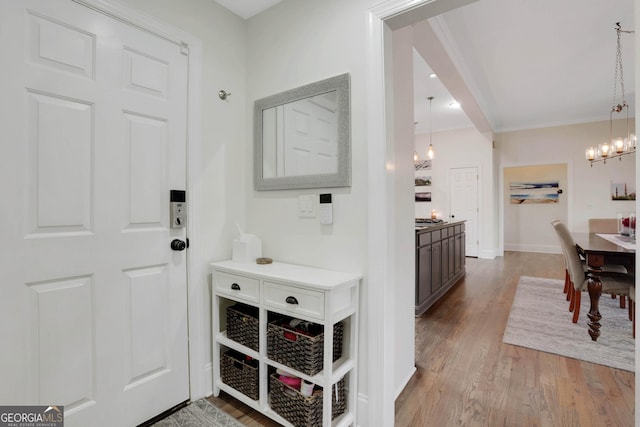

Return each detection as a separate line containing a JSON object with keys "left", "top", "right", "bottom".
{"left": 298, "top": 195, "right": 317, "bottom": 218}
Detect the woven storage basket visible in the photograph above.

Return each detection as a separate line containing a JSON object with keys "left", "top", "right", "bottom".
{"left": 269, "top": 373, "right": 346, "bottom": 427}
{"left": 220, "top": 349, "right": 259, "bottom": 400}
{"left": 226, "top": 303, "right": 259, "bottom": 351}
{"left": 267, "top": 319, "right": 343, "bottom": 376}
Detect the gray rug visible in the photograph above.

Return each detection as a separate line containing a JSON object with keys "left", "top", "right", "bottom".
{"left": 152, "top": 399, "right": 246, "bottom": 427}
{"left": 503, "top": 276, "right": 635, "bottom": 372}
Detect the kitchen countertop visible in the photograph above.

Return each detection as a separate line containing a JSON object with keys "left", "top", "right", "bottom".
{"left": 415, "top": 220, "right": 465, "bottom": 232}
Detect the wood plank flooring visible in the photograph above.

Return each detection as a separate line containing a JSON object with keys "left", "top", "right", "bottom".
{"left": 208, "top": 251, "right": 635, "bottom": 426}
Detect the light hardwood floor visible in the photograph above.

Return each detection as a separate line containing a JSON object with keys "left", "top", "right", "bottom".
{"left": 209, "top": 251, "right": 635, "bottom": 426}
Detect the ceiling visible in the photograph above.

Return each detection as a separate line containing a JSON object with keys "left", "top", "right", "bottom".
{"left": 213, "top": 0, "right": 282, "bottom": 19}
{"left": 214, "top": 0, "right": 635, "bottom": 135}
{"left": 413, "top": 0, "right": 635, "bottom": 134}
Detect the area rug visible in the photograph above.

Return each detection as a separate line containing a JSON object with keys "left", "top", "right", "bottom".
{"left": 152, "top": 399, "right": 246, "bottom": 427}
{"left": 503, "top": 276, "right": 635, "bottom": 372}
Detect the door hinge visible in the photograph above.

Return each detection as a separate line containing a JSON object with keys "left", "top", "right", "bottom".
{"left": 180, "top": 42, "right": 189, "bottom": 55}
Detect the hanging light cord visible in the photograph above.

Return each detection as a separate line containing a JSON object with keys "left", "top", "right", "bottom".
{"left": 612, "top": 22, "right": 633, "bottom": 112}
{"left": 427, "top": 96, "right": 434, "bottom": 159}
{"left": 428, "top": 97, "right": 433, "bottom": 146}
{"left": 585, "top": 22, "right": 635, "bottom": 166}
{"left": 610, "top": 22, "right": 634, "bottom": 152}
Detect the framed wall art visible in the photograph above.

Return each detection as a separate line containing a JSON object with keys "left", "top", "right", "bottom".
{"left": 611, "top": 181, "right": 636, "bottom": 201}
{"left": 509, "top": 181, "right": 559, "bottom": 204}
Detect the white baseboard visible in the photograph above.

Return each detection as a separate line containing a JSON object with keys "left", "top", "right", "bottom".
{"left": 394, "top": 367, "right": 416, "bottom": 399}
{"left": 204, "top": 362, "right": 213, "bottom": 397}
{"left": 478, "top": 249, "right": 497, "bottom": 259}
{"left": 504, "top": 243, "right": 561, "bottom": 254}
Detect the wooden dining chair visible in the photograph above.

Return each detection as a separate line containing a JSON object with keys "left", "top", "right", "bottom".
{"left": 552, "top": 221, "right": 634, "bottom": 323}
{"left": 588, "top": 218, "right": 619, "bottom": 234}
{"left": 551, "top": 219, "right": 571, "bottom": 298}
{"left": 588, "top": 218, "right": 627, "bottom": 308}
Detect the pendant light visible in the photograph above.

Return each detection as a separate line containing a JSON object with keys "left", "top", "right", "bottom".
{"left": 586, "top": 22, "right": 636, "bottom": 165}
{"left": 427, "top": 96, "right": 434, "bottom": 159}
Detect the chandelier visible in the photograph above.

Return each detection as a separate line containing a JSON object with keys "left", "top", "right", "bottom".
{"left": 586, "top": 22, "right": 636, "bottom": 165}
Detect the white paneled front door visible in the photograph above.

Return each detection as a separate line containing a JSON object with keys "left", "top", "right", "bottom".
{"left": 450, "top": 167, "right": 479, "bottom": 257}
{"left": 0, "top": 1, "right": 190, "bottom": 426}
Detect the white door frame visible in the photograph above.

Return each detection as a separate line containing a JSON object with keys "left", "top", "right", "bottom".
{"left": 366, "top": 1, "right": 479, "bottom": 425}
{"left": 73, "top": 0, "right": 207, "bottom": 401}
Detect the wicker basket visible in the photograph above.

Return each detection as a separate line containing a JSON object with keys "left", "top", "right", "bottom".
{"left": 226, "top": 303, "right": 259, "bottom": 351}
{"left": 269, "top": 373, "right": 346, "bottom": 427}
{"left": 220, "top": 349, "right": 259, "bottom": 400}
{"left": 267, "top": 319, "right": 343, "bottom": 376}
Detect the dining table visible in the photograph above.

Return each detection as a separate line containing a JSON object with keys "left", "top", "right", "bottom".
{"left": 571, "top": 232, "right": 636, "bottom": 341}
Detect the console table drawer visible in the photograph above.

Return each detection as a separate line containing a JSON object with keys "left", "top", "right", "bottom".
{"left": 215, "top": 271, "right": 259, "bottom": 303}
{"left": 263, "top": 282, "right": 325, "bottom": 321}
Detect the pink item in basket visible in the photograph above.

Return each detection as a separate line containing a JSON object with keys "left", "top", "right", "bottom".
{"left": 279, "top": 375, "right": 301, "bottom": 389}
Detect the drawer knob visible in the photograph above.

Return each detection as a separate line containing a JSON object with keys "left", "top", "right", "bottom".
{"left": 285, "top": 296, "right": 299, "bottom": 305}
{"left": 230, "top": 283, "right": 241, "bottom": 291}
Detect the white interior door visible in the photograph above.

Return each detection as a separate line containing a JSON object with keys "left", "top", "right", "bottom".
{"left": 0, "top": 1, "right": 190, "bottom": 425}
{"left": 450, "top": 167, "right": 479, "bottom": 257}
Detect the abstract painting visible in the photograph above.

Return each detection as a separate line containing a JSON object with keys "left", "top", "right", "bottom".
{"left": 415, "top": 159, "right": 432, "bottom": 171}
{"left": 510, "top": 193, "right": 558, "bottom": 204}
{"left": 509, "top": 181, "right": 559, "bottom": 204}
{"left": 415, "top": 176, "right": 431, "bottom": 186}
{"left": 415, "top": 192, "right": 432, "bottom": 202}
{"left": 509, "top": 181, "right": 559, "bottom": 191}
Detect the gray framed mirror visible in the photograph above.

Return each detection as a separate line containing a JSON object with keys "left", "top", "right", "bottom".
{"left": 254, "top": 73, "right": 351, "bottom": 190}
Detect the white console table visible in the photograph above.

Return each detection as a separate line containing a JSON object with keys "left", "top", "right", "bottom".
{"left": 211, "top": 260, "right": 360, "bottom": 427}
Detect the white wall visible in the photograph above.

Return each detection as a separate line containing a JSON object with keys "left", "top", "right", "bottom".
{"left": 415, "top": 127, "right": 496, "bottom": 258}
{"left": 245, "top": 0, "right": 369, "bottom": 273}
{"left": 391, "top": 26, "right": 417, "bottom": 398}
{"left": 503, "top": 163, "right": 568, "bottom": 252}
{"left": 123, "top": 0, "right": 248, "bottom": 393}
{"left": 126, "top": 0, "right": 421, "bottom": 422}
{"left": 244, "top": 0, "right": 376, "bottom": 420}
{"left": 414, "top": 118, "right": 636, "bottom": 256}
{"left": 496, "top": 119, "right": 636, "bottom": 253}
{"left": 122, "top": 2, "right": 637, "bottom": 424}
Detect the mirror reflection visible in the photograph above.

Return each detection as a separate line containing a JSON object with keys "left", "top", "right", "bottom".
{"left": 262, "top": 91, "right": 338, "bottom": 178}
{"left": 254, "top": 73, "right": 350, "bottom": 191}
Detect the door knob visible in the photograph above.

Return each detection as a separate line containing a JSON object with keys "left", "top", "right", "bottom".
{"left": 171, "top": 239, "right": 187, "bottom": 251}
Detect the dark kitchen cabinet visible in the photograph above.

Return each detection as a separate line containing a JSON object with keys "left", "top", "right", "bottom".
{"left": 415, "top": 222, "right": 465, "bottom": 316}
